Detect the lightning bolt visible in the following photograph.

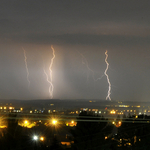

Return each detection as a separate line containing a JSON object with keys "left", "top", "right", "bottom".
{"left": 79, "top": 52, "right": 95, "bottom": 81}
{"left": 43, "top": 68, "right": 53, "bottom": 99}
{"left": 43, "top": 45, "right": 55, "bottom": 99}
{"left": 49, "top": 45, "right": 55, "bottom": 83}
{"left": 104, "top": 50, "right": 111, "bottom": 100}
{"left": 23, "top": 48, "right": 30, "bottom": 88}
{"left": 78, "top": 51, "right": 104, "bottom": 82}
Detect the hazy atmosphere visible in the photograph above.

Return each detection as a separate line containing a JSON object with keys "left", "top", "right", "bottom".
{"left": 0, "top": 0, "right": 150, "bottom": 101}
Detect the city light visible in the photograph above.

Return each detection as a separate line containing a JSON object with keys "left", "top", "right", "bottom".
{"left": 112, "top": 121, "right": 115, "bottom": 125}
{"left": 24, "top": 120, "right": 28, "bottom": 124}
{"left": 40, "top": 136, "right": 44, "bottom": 141}
{"left": 33, "top": 136, "right": 38, "bottom": 141}
{"left": 110, "top": 110, "right": 116, "bottom": 114}
{"left": 52, "top": 119, "right": 57, "bottom": 125}
{"left": 18, "top": 120, "right": 36, "bottom": 128}
{"left": 23, "top": 120, "right": 29, "bottom": 127}
{"left": 9, "top": 107, "right": 14, "bottom": 110}
{"left": 117, "top": 121, "right": 122, "bottom": 127}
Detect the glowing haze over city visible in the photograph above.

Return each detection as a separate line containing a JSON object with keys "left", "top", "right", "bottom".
{"left": 0, "top": 1, "right": 150, "bottom": 101}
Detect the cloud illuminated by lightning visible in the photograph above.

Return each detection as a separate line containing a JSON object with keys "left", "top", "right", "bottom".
{"left": 23, "top": 48, "right": 30, "bottom": 88}
{"left": 43, "top": 45, "right": 55, "bottom": 99}
{"left": 104, "top": 50, "right": 111, "bottom": 100}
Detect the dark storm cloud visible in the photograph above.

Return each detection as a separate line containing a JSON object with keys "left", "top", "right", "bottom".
{"left": 0, "top": 0, "right": 150, "bottom": 38}
{"left": 9, "top": 33, "right": 150, "bottom": 47}
{"left": 0, "top": 0, "right": 150, "bottom": 101}
{"left": 0, "top": 0, "right": 150, "bottom": 47}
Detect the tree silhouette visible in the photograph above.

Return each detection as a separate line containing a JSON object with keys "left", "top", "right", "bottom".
{"left": 71, "top": 111, "right": 114, "bottom": 150}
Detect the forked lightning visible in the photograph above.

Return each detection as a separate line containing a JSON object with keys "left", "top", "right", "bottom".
{"left": 78, "top": 52, "right": 104, "bottom": 82}
{"left": 44, "top": 45, "right": 55, "bottom": 99}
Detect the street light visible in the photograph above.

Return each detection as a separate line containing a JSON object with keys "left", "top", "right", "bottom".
{"left": 24, "top": 120, "right": 28, "bottom": 124}
{"left": 33, "top": 135, "right": 38, "bottom": 141}
{"left": 52, "top": 119, "right": 57, "bottom": 125}
{"left": 33, "top": 135, "right": 38, "bottom": 150}
{"left": 24, "top": 120, "right": 29, "bottom": 127}
{"left": 118, "top": 121, "right": 121, "bottom": 125}
{"left": 112, "top": 121, "right": 115, "bottom": 125}
{"left": 40, "top": 136, "right": 44, "bottom": 141}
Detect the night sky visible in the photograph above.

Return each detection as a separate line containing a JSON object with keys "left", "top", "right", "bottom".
{"left": 0, "top": 0, "right": 150, "bottom": 101}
